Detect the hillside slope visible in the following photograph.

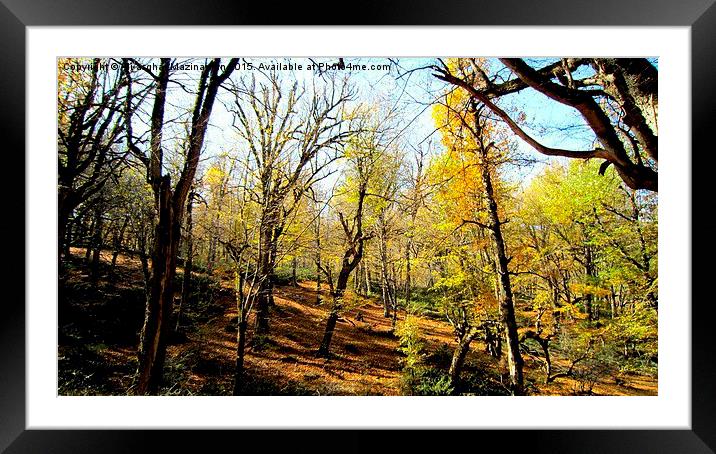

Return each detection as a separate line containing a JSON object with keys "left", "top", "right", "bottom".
{"left": 58, "top": 249, "right": 657, "bottom": 396}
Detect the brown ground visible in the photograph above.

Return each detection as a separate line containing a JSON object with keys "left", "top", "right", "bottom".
{"left": 58, "top": 248, "right": 657, "bottom": 396}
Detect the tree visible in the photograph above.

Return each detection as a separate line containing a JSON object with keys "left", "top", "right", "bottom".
{"left": 433, "top": 58, "right": 658, "bottom": 191}
{"left": 432, "top": 61, "right": 525, "bottom": 393}
{"left": 125, "top": 58, "right": 237, "bottom": 395}
{"left": 176, "top": 187, "right": 198, "bottom": 332}
{"left": 58, "top": 58, "right": 128, "bottom": 268}
{"left": 227, "top": 67, "right": 354, "bottom": 340}
{"left": 315, "top": 110, "right": 394, "bottom": 356}
{"left": 222, "top": 169, "right": 259, "bottom": 395}
{"left": 515, "top": 159, "right": 657, "bottom": 386}
{"left": 519, "top": 159, "right": 657, "bottom": 317}
{"left": 401, "top": 147, "right": 429, "bottom": 313}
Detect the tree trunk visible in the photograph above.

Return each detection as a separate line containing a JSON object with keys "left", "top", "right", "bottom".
{"left": 391, "top": 261, "right": 398, "bottom": 329}
{"left": 58, "top": 189, "right": 83, "bottom": 271}
{"left": 268, "top": 225, "right": 282, "bottom": 307}
{"left": 540, "top": 339, "right": 552, "bottom": 384}
{"left": 130, "top": 58, "right": 236, "bottom": 395}
{"left": 381, "top": 270, "right": 390, "bottom": 317}
{"left": 177, "top": 194, "right": 194, "bottom": 332}
{"left": 379, "top": 218, "right": 391, "bottom": 318}
{"left": 405, "top": 241, "right": 412, "bottom": 308}
{"left": 484, "top": 322, "right": 502, "bottom": 358}
{"left": 315, "top": 213, "right": 322, "bottom": 305}
{"left": 525, "top": 330, "right": 552, "bottom": 384}
{"left": 64, "top": 218, "right": 73, "bottom": 258}
{"left": 85, "top": 214, "right": 95, "bottom": 263}
{"left": 230, "top": 249, "right": 250, "bottom": 395}
{"left": 449, "top": 332, "right": 476, "bottom": 389}
{"left": 135, "top": 177, "right": 179, "bottom": 395}
{"left": 583, "top": 242, "right": 595, "bottom": 322}
{"left": 318, "top": 260, "right": 352, "bottom": 356}
{"left": 254, "top": 222, "right": 273, "bottom": 338}
{"left": 291, "top": 256, "right": 298, "bottom": 287}
{"left": 58, "top": 199, "right": 72, "bottom": 270}
{"left": 233, "top": 319, "right": 248, "bottom": 395}
{"left": 138, "top": 235, "right": 152, "bottom": 300}
{"left": 318, "top": 307, "right": 340, "bottom": 357}
{"left": 479, "top": 141, "right": 524, "bottom": 395}
{"left": 317, "top": 187, "right": 369, "bottom": 357}
{"left": 90, "top": 202, "right": 104, "bottom": 285}
{"left": 610, "top": 287, "right": 616, "bottom": 319}
{"left": 364, "top": 261, "right": 372, "bottom": 296}
{"left": 206, "top": 236, "right": 216, "bottom": 275}
{"left": 110, "top": 215, "right": 130, "bottom": 280}
{"left": 318, "top": 268, "right": 352, "bottom": 357}
{"left": 354, "top": 262, "right": 362, "bottom": 294}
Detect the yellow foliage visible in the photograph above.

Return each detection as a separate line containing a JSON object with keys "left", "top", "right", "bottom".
{"left": 57, "top": 57, "right": 95, "bottom": 131}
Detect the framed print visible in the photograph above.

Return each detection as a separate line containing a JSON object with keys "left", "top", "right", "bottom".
{"left": 3, "top": 0, "right": 715, "bottom": 452}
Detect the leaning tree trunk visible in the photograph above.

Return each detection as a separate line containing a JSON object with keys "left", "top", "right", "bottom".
{"left": 318, "top": 304, "right": 341, "bottom": 357}
{"left": 317, "top": 186, "right": 369, "bottom": 357}
{"left": 448, "top": 331, "right": 477, "bottom": 389}
{"left": 317, "top": 267, "right": 352, "bottom": 357}
{"left": 524, "top": 330, "right": 552, "bottom": 384}
{"left": 479, "top": 147, "right": 524, "bottom": 395}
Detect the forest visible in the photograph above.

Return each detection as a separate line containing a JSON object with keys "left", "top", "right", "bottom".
{"left": 58, "top": 57, "right": 658, "bottom": 396}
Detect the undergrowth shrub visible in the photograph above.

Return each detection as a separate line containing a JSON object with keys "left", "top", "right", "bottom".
{"left": 396, "top": 315, "right": 453, "bottom": 396}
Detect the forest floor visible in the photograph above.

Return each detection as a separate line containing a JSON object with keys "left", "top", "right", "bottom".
{"left": 58, "top": 248, "right": 657, "bottom": 396}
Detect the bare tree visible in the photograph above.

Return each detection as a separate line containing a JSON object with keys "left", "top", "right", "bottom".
{"left": 58, "top": 58, "right": 128, "bottom": 267}
{"left": 316, "top": 155, "right": 374, "bottom": 357}
{"left": 227, "top": 67, "right": 355, "bottom": 341}
{"left": 125, "top": 57, "right": 237, "bottom": 395}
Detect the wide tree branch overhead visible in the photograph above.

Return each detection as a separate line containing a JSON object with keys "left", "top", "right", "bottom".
{"left": 434, "top": 70, "right": 608, "bottom": 161}
{"left": 434, "top": 58, "right": 658, "bottom": 192}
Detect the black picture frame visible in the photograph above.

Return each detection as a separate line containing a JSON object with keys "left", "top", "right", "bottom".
{"left": 2, "top": 1, "right": 713, "bottom": 452}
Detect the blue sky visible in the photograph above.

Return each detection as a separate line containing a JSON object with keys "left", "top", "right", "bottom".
{"left": 140, "top": 57, "right": 652, "bottom": 190}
